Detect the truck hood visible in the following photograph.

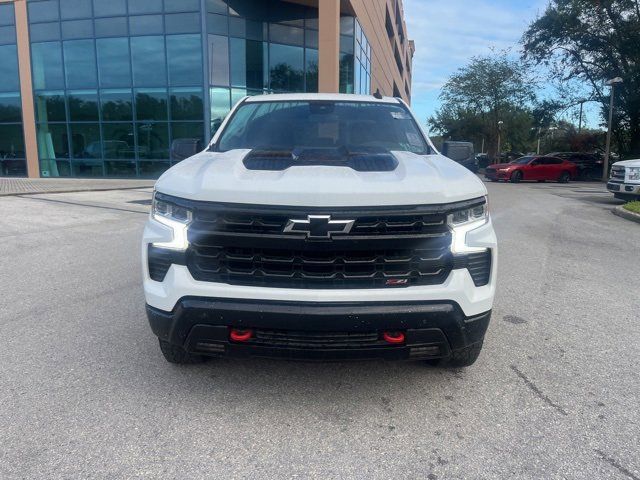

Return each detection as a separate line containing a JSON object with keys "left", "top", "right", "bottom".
{"left": 613, "top": 159, "right": 640, "bottom": 167}
{"left": 154, "top": 149, "right": 487, "bottom": 207}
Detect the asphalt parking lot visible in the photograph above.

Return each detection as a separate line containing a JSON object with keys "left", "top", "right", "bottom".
{"left": 1, "top": 180, "right": 639, "bottom": 479}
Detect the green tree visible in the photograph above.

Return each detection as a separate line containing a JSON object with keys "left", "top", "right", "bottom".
{"left": 429, "top": 54, "right": 538, "bottom": 158}
{"left": 522, "top": 0, "right": 640, "bottom": 156}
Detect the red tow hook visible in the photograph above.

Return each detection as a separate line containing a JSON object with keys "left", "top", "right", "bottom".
{"left": 382, "top": 331, "right": 406, "bottom": 345}
{"left": 229, "top": 328, "right": 253, "bottom": 342}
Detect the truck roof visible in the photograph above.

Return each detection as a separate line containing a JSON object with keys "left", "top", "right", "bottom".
{"left": 243, "top": 93, "right": 402, "bottom": 104}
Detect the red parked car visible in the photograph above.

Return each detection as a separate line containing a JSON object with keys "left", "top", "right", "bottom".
{"left": 485, "top": 156, "right": 578, "bottom": 183}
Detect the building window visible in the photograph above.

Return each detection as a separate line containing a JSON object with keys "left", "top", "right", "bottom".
{"left": 0, "top": 7, "right": 25, "bottom": 177}
{"left": 207, "top": 0, "right": 320, "bottom": 136}
{"left": 28, "top": 1, "right": 205, "bottom": 178}
{"left": 23, "top": 0, "right": 374, "bottom": 178}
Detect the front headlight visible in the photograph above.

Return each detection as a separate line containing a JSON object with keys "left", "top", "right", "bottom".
{"left": 628, "top": 167, "right": 640, "bottom": 181}
{"left": 448, "top": 200, "right": 489, "bottom": 253}
{"left": 151, "top": 192, "right": 193, "bottom": 250}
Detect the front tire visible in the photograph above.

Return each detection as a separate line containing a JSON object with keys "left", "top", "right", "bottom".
{"left": 558, "top": 171, "right": 571, "bottom": 183}
{"left": 510, "top": 170, "right": 522, "bottom": 183}
{"left": 159, "top": 339, "right": 207, "bottom": 364}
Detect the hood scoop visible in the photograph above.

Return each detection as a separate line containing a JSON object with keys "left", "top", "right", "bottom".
{"left": 242, "top": 147, "right": 399, "bottom": 172}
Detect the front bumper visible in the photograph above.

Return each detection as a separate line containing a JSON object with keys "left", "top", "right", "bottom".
{"left": 142, "top": 218, "right": 497, "bottom": 318}
{"left": 147, "top": 298, "right": 491, "bottom": 361}
{"left": 485, "top": 170, "right": 509, "bottom": 180}
{"left": 607, "top": 182, "right": 640, "bottom": 195}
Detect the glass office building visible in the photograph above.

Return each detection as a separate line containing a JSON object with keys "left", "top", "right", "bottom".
{"left": 0, "top": 3, "right": 25, "bottom": 176}
{"left": 2, "top": 0, "right": 413, "bottom": 178}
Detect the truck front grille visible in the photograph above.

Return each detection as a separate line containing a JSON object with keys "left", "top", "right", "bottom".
{"left": 148, "top": 196, "right": 491, "bottom": 289}
{"left": 187, "top": 241, "right": 452, "bottom": 289}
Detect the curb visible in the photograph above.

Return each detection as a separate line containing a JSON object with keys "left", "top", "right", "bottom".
{"left": 0, "top": 185, "right": 153, "bottom": 197}
{"left": 612, "top": 205, "right": 640, "bottom": 224}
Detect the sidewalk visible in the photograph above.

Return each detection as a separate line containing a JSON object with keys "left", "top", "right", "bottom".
{"left": 0, "top": 177, "right": 155, "bottom": 196}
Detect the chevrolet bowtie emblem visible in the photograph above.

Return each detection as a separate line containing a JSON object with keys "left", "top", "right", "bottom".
{"left": 284, "top": 215, "right": 355, "bottom": 239}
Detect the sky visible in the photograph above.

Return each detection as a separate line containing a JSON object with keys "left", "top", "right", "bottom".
{"left": 403, "top": 0, "right": 601, "bottom": 129}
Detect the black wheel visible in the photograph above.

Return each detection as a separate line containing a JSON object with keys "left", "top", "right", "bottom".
{"left": 510, "top": 170, "right": 522, "bottom": 183}
{"left": 428, "top": 341, "right": 484, "bottom": 368}
{"left": 558, "top": 171, "right": 571, "bottom": 183}
{"left": 537, "top": 180, "right": 545, "bottom": 183}
{"left": 158, "top": 339, "right": 207, "bottom": 364}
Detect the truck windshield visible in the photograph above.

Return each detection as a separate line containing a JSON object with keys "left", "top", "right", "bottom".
{"left": 215, "top": 101, "right": 430, "bottom": 155}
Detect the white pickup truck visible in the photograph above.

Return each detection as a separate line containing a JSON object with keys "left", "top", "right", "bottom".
{"left": 607, "top": 159, "right": 640, "bottom": 201}
{"left": 141, "top": 93, "right": 498, "bottom": 367}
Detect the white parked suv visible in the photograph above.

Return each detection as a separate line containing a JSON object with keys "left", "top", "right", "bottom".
{"left": 607, "top": 159, "right": 640, "bottom": 201}
{"left": 142, "top": 94, "right": 498, "bottom": 367}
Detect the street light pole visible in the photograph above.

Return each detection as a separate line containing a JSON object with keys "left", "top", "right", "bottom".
{"left": 496, "top": 120, "right": 503, "bottom": 164}
{"left": 603, "top": 77, "right": 623, "bottom": 182}
{"left": 578, "top": 100, "right": 585, "bottom": 133}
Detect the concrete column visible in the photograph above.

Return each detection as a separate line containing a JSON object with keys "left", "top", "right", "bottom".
{"left": 14, "top": 0, "right": 40, "bottom": 178}
{"left": 318, "top": 0, "right": 340, "bottom": 93}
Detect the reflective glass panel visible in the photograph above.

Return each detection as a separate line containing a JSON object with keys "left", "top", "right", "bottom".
{"left": 170, "top": 88, "right": 204, "bottom": 120}
{"left": 35, "top": 92, "right": 66, "bottom": 122}
{"left": 102, "top": 123, "right": 135, "bottom": 159}
{"left": 207, "top": 13, "right": 227, "bottom": 35}
{"left": 30, "top": 22, "right": 61, "bottom": 42}
{"left": 135, "top": 88, "right": 168, "bottom": 121}
{"left": 61, "top": 20, "right": 93, "bottom": 40}
{"left": 93, "top": 0, "right": 126, "bottom": 17}
{"left": 165, "top": 13, "right": 201, "bottom": 34}
{"left": 37, "top": 123, "right": 69, "bottom": 159}
{"left": 305, "top": 48, "right": 318, "bottom": 92}
{"left": 230, "top": 38, "right": 265, "bottom": 89}
{"left": 0, "top": 44, "right": 19, "bottom": 92}
{"left": 166, "top": 34, "right": 202, "bottom": 86}
{"left": 72, "top": 159, "right": 104, "bottom": 177}
{"left": 0, "top": 93, "right": 21, "bottom": 122}
{"left": 269, "top": 43, "right": 303, "bottom": 92}
{"left": 31, "top": 42, "right": 65, "bottom": 90}
{"left": 129, "top": 15, "right": 163, "bottom": 35}
{"left": 69, "top": 123, "right": 101, "bottom": 158}
{"left": 139, "top": 160, "right": 170, "bottom": 178}
{"left": 269, "top": 24, "right": 303, "bottom": 47}
{"left": 28, "top": 1, "right": 59, "bottom": 23}
{"left": 137, "top": 122, "right": 169, "bottom": 159}
{"left": 60, "top": 0, "right": 92, "bottom": 20}
{"left": 164, "top": 0, "right": 199, "bottom": 12}
{"left": 0, "top": 4, "right": 15, "bottom": 26}
{"left": 206, "top": 0, "right": 227, "bottom": 15}
{"left": 131, "top": 36, "right": 166, "bottom": 87}
{"left": 210, "top": 86, "right": 230, "bottom": 133}
{"left": 128, "top": 0, "right": 162, "bottom": 14}
{"left": 171, "top": 121, "right": 204, "bottom": 145}
{"left": 94, "top": 17, "right": 128, "bottom": 37}
{"left": 208, "top": 34, "right": 229, "bottom": 86}
{"left": 64, "top": 39, "right": 97, "bottom": 88}
{"left": 0, "top": 124, "right": 25, "bottom": 158}
{"left": 68, "top": 90, "right": 99, "bottom": 121}
{"left": 101, "top": 89, "right": 133, "bottom": 121}
{"left": 96, "top": 38, "right": 131, "bottom": 87}
{"left": 0, "top": 157, "right": 26, "bottom": 177}
{"left": 339, "top": 53, "right": 354, "bottom": 94}
{"left": 105, "top": 160, "right": 136, "bottom": 176}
